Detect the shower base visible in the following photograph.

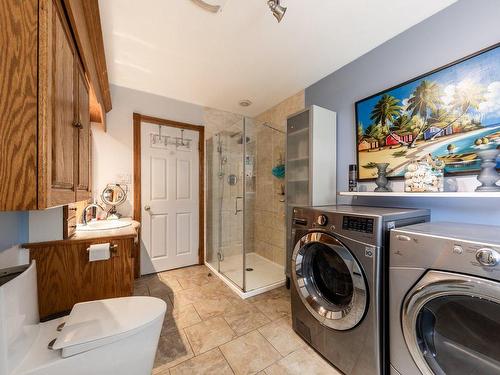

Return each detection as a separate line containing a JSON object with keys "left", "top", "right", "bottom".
{"left": 205, "top": 252, "right": 285, "bottom": 298}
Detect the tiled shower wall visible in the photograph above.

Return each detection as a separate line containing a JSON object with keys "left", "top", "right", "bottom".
{"left": 253, "top": 91, "right": 305, "bottom": 266}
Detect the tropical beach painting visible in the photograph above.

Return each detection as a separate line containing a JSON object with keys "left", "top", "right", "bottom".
{"left": 355, "top": 43, "right": 500, "bottom": 180}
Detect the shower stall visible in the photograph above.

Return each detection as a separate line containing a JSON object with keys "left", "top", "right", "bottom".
{"left": 206, "top": 117, "right": 285, "bottom": 295}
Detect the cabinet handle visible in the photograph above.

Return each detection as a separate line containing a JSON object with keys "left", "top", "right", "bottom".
{"left": 73, "top": 121, "right": 83, "bottom": 129}
{"left": 69, "top": 207, "right": 77, "bottom": 211}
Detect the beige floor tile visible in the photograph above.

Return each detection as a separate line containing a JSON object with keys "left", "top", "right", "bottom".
{"left": 166, "top": 265, "right": 211, "bottom": 279}
{"left": 170, "top": 279, "right": 235, "bottom": 307}
{"left": 258, "top": 317, "right": 305, "bottom": 356}
{"left": 223, "top": 303, "right": 271, "bottom": 336}
{"left": 169, "top": 348, "right": 234, "bottom": 375}
{"left": 176, "top": 272, "right": 220, "bottom": 290}
{"left": 220, "top": 331, "right": 282, "bottom": 375}
{"left": 185, "top": 316, "right": 237, "bottom": 355}
{"left": 164, "top": 303, "right": 202, "bottom": 329}
{"left": 148, "top": 276, "right": 184, "bottom": 295}
{"left": 153, "top": 326, "right": 194, "bottom": 373}
{"left": 250, "top": 293, "right": 291, "bottom": 321}
{"left": 193, "top": 297, "right": 235, "bottom": 320}
{"left": 264, "top": 347, "right": 340, "bottom": 375}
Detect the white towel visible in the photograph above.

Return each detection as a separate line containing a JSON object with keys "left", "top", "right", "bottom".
{"left": 88, "top": 243, "right": 110, "bottom": 262}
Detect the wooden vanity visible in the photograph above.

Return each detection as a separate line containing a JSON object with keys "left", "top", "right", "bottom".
{"left": 23, "top": 221, "right": 140, "bottom": 320}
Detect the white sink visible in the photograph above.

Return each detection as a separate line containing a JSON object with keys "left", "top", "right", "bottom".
{"left": 77, "top": 219, "right": 132, "bottom": 231}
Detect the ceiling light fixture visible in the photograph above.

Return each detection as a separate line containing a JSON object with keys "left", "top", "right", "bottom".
{"left": 191, "top": 0, "right": 222, "bottom": 13}
{"left": 267, "top": 0, "right": 287, "bottom": 23}
{"left": 239, "top": 100, "right": 252, "bottom": 107}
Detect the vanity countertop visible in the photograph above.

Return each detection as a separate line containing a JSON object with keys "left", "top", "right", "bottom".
{"left": 25, "top": 219, "right": 141, "bottom": 247}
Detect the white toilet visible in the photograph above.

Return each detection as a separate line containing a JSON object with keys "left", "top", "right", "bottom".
{"left": 0, "top": 261, "right": 166, "bottom": 375}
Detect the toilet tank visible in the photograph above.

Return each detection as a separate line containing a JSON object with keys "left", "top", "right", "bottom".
{"left": 0, "top": 262, "right": 40, "bottom": 375}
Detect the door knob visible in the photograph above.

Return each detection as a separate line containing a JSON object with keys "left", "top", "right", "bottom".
{"left": 144, "top": 205, "right": 151, "bottom": 211}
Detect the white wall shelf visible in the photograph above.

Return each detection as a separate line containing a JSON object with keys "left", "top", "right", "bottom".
{"left": 338, "top": 191, "right": 500, "bottom": 198}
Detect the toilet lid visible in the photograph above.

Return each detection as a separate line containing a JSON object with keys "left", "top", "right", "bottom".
{"left": 52, "top": 296, "right": 166, "bottom": 358}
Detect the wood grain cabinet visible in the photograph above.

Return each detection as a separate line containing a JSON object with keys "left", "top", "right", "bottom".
{"left": 0, "top": 0, "right": 94, "bottom": 210}
{"left": 26, "top": 237, "right": 135, "bottom": 320}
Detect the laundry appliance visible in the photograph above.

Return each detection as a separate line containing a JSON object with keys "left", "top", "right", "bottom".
{"left": 390, "top": 222, "right": 500, "bottom": 375}
{"left": 290, "top": 205, "right": 430, "bottom": 375}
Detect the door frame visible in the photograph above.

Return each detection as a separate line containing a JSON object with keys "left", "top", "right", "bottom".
{"left": 133, "top": 112, "right": 205, "bottom": 272}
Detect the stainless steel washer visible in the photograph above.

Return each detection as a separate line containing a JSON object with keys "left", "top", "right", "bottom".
{"left": 291, "top": 205, "right": 429, "bottom": 375}
{"left": 390, "top": 222, "right": 500, "bottom": 375}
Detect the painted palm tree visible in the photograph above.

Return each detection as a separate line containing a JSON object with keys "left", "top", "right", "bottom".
{"left": 370, "top": 94, "right": 401, "bottom": 147}
{"left": 430, "top": 80, "right": 486, "bottom": 140}
{"left": 370, "top": 94, "right": 401, "bottom": 128}
{"left": 406, "top": 80, "right": 442, "bottom": 147}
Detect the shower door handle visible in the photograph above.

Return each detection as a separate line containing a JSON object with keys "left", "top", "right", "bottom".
{"left": 234, "top": 196, "right": 243, "bottom": 215}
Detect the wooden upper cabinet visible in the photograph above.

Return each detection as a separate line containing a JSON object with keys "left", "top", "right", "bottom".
{"left": 76, "top": 66, "right": 92, "bottom": 201}
{"left": 0, "top": 0, "right": 38, "bottom": 210}
{"left": 0, "top": 0, "right": 106, "bottom": 211}
{"left": 49, "top": 4, "right": 77, "bottom": 206}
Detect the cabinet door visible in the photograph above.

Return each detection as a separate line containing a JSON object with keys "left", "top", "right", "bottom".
{"left": 0, "top": 0, "right": 38, "bottom": 210}
{"left": 76, "top": 66, "right": 91, "bottom": 201}
{"left": 49, "top": 3, "right": 77, "bottom": 206}
{"left": 29, "top": 238, "right": 134, "bottom": 319}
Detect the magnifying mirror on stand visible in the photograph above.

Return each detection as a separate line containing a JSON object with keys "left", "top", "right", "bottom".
{"left": 101, "top": 184, "right": 128, "bottom": 220}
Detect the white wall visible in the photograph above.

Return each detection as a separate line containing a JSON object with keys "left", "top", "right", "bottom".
{"left": 92, "top": 84, "right": 205, "bottom": 217}
{"left": 28, "top": 208, "right": 63, "bottom": 243}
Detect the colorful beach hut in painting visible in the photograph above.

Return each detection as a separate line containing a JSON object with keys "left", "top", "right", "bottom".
{"left": 385, "top": 132, "right": 414, "bottom": 146}
{"left": 358, "top": 137, "right": 379, "bottom": 151}
{"left": 423, "top": 124, "right": 453, "bottom": 140}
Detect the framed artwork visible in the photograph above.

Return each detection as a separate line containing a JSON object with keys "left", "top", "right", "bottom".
{"left": 355, "top": 42, "right": 500, "bottom": 181}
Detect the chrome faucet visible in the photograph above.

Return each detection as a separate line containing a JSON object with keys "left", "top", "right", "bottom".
{"left": 82, "top": 203, "right": 106, "bottom": 225}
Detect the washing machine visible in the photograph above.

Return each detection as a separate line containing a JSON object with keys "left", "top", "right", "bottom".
{"left": 390, "top": 222, "right": 500, "bottom": 375}
{"left": 290, "top": 205, "right": 430, "bottom": 375}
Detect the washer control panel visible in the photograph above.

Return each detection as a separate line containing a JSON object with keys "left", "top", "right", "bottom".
{"left": 342, "top": 216, "right": 374, "bottom": 233}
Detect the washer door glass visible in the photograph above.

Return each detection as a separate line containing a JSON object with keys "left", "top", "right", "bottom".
{"left": 292, "top": 232, "right": 368, "bottom": 331}
{"left": 403, "top": 271, "right": 500, "bottom": 375}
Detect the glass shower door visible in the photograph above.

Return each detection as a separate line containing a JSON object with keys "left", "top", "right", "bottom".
{"left": 217, "top": 120, "right": 245, "bottom": 290}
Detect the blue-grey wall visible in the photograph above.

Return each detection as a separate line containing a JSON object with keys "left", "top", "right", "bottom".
{"left": 0, "top": 212, "right": 28, "bottom": 251}
{"left": 305, "top": 0, "right": 500, "bottom": 225}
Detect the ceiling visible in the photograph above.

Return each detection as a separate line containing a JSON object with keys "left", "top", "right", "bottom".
{"left": 99, "top": 0, "right": 456, "bottom": 116}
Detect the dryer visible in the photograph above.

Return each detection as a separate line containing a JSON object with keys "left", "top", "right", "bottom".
{"left": 290, "top": 205, "right": 429, "bottom": 375}
{"left": 390, "top": 222, "right": 500, "bottom": 375}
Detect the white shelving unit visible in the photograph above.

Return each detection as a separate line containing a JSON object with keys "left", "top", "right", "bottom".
{"left": 285, "top": 105, "right": 337, "bottom": 280}
{"left": 338, "top": 191, "right": 500, "bottom": 198}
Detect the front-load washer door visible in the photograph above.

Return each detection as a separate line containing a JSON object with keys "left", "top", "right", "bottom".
{"left": 402, "top": 270, "right": 500, "bottom": 375}
{"left": 291, "top": 232, "right": 368, "bottom": 331}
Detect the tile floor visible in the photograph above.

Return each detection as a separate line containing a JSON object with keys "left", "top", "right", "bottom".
{"left": 134, "top": 265, "right": 341, "bottom": 375}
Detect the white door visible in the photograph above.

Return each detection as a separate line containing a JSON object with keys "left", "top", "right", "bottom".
{"left": 141, "top": 122, "right": 200, "bottom": 275}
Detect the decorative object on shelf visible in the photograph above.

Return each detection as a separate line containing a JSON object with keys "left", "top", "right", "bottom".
{"left": 355, "top": 42, "right": 500, "bottom": 181}
{"left": 349, "top": 164, "right": 358, "bottom": 192}
{"left": 374, "top": 163, "right": 391, "bottom": 192}
{"left": 404, "top": 154, "right": 445, "bottom": 192}
{"left": 475, "top": 148, "right": 500, "bottom": 192}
